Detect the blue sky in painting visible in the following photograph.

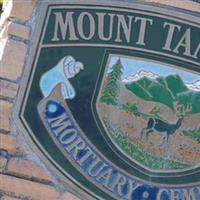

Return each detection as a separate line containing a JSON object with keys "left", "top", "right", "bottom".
{"left": 108, "top": 56, "right": 200, "bottom": 84}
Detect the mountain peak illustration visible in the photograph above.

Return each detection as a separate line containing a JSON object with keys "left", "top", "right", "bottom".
{"left": 122, "top": 70, "right": 158, "bottom": 83}
{"left": 123, "top": 70, "right": 200, "bottom": 92}
{"left": 125, "top": 74, "right": 200, "bottom": 114}
{"left": 186, "top": 80, "right": 200, "bottom": 91}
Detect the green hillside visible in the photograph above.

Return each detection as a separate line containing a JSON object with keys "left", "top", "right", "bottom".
{"left": 126, "top": 74, "right": 200, "bottom": 114}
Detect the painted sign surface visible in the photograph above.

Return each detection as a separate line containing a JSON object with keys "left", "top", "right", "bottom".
{"left": 16, "top": 1, "right": 200, "bottom": 199}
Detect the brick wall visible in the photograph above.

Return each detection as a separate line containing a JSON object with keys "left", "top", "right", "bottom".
{"left": 0, "top": 0, "right": 199, "bottom": 200}
{"left": 0, "top": 0, "right": 80, "bottom": 199}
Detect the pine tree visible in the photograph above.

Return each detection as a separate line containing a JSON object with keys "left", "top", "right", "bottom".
{"left": 100, "top": 58, "right": 123, "bottom": 105}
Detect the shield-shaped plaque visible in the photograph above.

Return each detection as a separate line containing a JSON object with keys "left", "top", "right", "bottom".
{"left": 15, "top": 1, "right": 200, "bottom": 199}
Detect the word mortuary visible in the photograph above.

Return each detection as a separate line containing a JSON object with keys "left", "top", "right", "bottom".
{"left": 15, "top": 1, "right": 200, "bottom": 200}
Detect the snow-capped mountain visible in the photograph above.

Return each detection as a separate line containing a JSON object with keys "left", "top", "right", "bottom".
{"left": 122, "top": 70, "right": 200, "bottom": 92}
{"left": 122, "top": 70, "right": 159, "bottom": 83}
{"left": 186, "top": 80, "right": 200, "bottom": 91}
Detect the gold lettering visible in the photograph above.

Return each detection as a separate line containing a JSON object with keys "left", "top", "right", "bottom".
{"left": 163, "top": 22, "right": 181, "bottom": 51}
{"left": 135, "top": 17, "right": 153, "bottom": 46}
{"left": 193, "top": 42, "right": 200, "bottom": 59}
{"left": 173, "top": 28, "right": 192, "bottom": 57}
{"left": 77, "top": 12, "right": 95, "bottom": 40}
{"left": 52, "top": 12, "right": 78, "bottom": 41}
{"left": 115, "top": 15, "right": 134, "bottom": 43}
{"left": 97, "top": 13, "right": 115, "bottom": 41}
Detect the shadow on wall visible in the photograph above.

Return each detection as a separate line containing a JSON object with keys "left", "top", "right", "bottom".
{"left": 0, "top": 0, "right": 3, "bottom": 14}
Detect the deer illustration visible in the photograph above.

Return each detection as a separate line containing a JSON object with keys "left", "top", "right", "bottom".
{"left": 140, "top": 103, "right": 192, "bottom": 143}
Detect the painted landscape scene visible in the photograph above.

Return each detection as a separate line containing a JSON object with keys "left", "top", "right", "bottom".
{"left": 97, "top": 55, "right": 200, "bottom": 171}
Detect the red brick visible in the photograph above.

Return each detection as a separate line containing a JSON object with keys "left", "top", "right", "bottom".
{"left": 7, "top": 158, "right": 52, "bottom": 182}
{"left": 0, "top": 22, "right": 31, "bottom": 40}
{"left": 0, "top": 174, "right": 59, "bottom": 200}
{"left": 0, "top": 134, "right": 16, "bottom": 152}
{"left": 1, "top": 196, "right": 21, "bottom": 200}
{"left": 0, "top": 79, "right": 18, "bottom": 99}
{"left": 0, "top": 100, "right": 12, "bottom": 131}
{"left": 0, "top": 38, "right": 27, "bottom": 81}
{"left": 0, "top": 0, "right": 36, "bottom": 26}
{"left": 0, "top": 156, "right": 7, "bottom": 172}
{"left": 60, "top": 192, "right": 80, "bottom": 200}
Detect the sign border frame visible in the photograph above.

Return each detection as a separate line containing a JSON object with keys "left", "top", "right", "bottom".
{"left": 13, "top": 1, "right": 200, "bottom": 199}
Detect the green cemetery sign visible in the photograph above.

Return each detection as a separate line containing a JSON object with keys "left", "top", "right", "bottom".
{"left": 15, "top": 1, "right": 200, "bottom": 199}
